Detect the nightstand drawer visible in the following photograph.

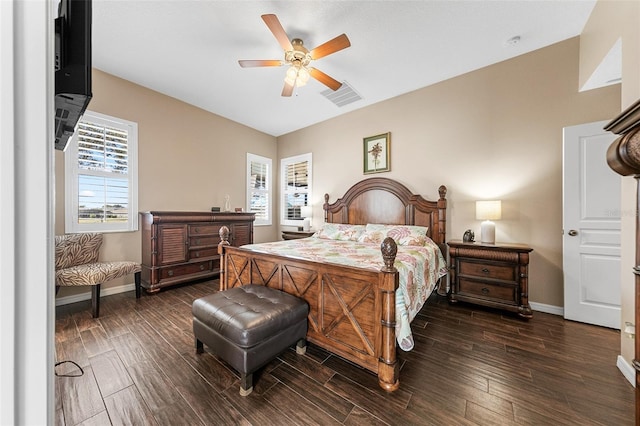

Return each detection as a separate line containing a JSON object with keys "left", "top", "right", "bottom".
{"left": 458, "top": 260, "right": 516, "bottom": 282}
{"left": 459, "top": 278, "right": 517, "bottom": 304}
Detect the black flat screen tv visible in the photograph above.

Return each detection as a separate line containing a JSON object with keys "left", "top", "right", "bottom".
{"left": 54, "top": 0, "right": 92, "bottom": 151}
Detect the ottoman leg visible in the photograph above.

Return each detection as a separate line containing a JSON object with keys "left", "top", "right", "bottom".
{"left": 296, "top": 338, "right": 307, "bottom": 355}
{"left": 239, "top": 372, "right": 253, "bottom": 396}
{"left": 196, "top": 339, "right": 204, "bottom": 354}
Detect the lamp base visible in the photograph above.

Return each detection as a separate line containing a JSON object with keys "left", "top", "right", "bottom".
{"left": 480, "top": 220, "right": 496, "bottom": 244}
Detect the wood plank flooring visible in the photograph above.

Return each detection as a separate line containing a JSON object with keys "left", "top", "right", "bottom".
{"left": 55, "top": 280, "right": 634, "bottom": 425}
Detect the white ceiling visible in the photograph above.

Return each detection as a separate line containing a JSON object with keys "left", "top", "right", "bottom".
{"left": 92, "top": 0, "right": 600, "bottom": 137}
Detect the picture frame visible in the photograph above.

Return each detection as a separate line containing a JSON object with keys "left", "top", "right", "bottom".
{"left": 363, "top": 132, "right": 391, "bottom": 174}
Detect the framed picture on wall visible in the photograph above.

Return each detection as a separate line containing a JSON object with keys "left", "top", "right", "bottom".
{"left": 363, "top": 132, "right": 390, "bottom": 174}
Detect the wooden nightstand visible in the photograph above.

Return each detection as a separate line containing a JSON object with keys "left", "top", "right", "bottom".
{"left": 447, "top": 240, "right": 533, "bottom": 318}
{"left": 281, "top": 230, "right": 315, "bottom": 240}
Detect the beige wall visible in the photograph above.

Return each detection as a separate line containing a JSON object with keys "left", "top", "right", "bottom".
{"left": 55, "top": 69, "right": 278, "bottom": 298}
{"left": 57, "top": 37, "right": 622, "bottom": 309}
{"left": 580, "top": 0, "right": 640, "bottom": 368}
{"left": 278, "top": 37, "right": 620, "bottom": 308}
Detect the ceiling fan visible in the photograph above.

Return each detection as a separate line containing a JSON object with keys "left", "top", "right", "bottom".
{"left": 239, "top": 14, "right": 351, "bottom": 97}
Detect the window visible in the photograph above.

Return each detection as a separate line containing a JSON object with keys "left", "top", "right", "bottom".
{"left": 65, "top": 111, "right": 138, "bottom": 233}
{"left": 280, "top": 153, "right": 312, "bottom": 227}
{"left": 246, "top": 153, "right": 272, "bottom": 226}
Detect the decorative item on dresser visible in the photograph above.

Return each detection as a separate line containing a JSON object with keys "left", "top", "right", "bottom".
{"left": 140, "top": 211, "right": 255, "bottom": 293}
{"left": 448, "top": 239, "right": 533, "bottom": 318}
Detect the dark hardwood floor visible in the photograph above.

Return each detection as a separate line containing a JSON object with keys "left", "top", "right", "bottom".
{"left": 55, "top": 280, "right": 634, "bottom": 425}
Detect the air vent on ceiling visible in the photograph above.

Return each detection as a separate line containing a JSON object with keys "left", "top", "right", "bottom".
{"left": 320, "top": 81, "right": 362, "bottom": 107}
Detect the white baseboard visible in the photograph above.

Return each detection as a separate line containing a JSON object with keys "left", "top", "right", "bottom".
{"left": 530, "top": 301, "right": 563, "bottom": 316}
{"left": 55, "top": 282, "right": 136, "bottom": 306}
{"left": 617, "top": 355, "right": 636, "bottom": 387}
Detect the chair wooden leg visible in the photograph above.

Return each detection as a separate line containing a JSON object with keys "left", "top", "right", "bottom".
{"left": 91, "top": 284, "right": 101, "bottom": 318}
{"left": 135, "top": 271, "right": 142, "bottom": 299}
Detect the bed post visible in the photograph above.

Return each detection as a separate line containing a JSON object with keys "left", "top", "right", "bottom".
{"left": 218, "top": 226, "right": 230, "bottom": 291}
{"left": 323, "top": 193, "right": 330, "bottom": 223}
{"left": 378, "top": 237, "right": 400, "bottom": 392}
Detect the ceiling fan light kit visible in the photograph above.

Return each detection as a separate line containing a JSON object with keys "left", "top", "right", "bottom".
{"left": 238, "top": 14, "right": 351, "bottom": 97}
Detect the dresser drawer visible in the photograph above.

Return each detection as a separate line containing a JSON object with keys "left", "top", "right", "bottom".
{"left": 160, "top": 260, "right": 214, "bottom": 280}
{"left": 189, "top": 235, "right": 220, "bottom": 248}
{"left": 189, "top": 224, "right": 221, "bottom": 236}
{"left": 458, "top": 278, "right": 518, "bottom": 304}
{"left": 188, "top": 247, "right": 218, "bottom": 260}
{"left": 458, "top": 259, "right": 516, "bottom": 282}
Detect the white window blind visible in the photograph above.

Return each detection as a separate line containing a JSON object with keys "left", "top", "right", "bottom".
{"left": 281, "top": 153, "right": 312, "bottom": 226}
{"left": 65, "top": 111, "right": 138, "bottom": 233}
{"left": 246, "top": 153, "right": 272, "bottom": 226}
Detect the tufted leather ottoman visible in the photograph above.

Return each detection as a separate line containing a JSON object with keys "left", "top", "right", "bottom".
{"left": 192, "top": 284, "right": 309, "bottom": 396}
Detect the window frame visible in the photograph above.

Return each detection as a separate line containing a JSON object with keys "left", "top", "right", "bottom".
{"left": 246, "top": 153, "right": 272, "bottom": 226}
{"left": 280, "top": 153, "right": 312, "bottom": 227}
{"left": 64, "top": 110, "right": 139, "bottom": 233}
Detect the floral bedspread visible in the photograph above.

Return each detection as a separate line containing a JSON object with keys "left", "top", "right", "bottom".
{"left": 240, "top": 237, "right": 448, "bottom": 351}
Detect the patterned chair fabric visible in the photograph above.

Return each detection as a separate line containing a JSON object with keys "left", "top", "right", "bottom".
{"left": 55, "top": 233, "right": 142, "bottom": 317}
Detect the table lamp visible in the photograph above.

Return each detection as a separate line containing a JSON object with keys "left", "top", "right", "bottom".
{"left": 300, "top": 206, "right": 312, "bottom": 232}
{"left": 476, "top": 200, "right": 502, "bottom": 244}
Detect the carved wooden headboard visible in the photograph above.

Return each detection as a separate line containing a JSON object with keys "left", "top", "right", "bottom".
{"left": 322, "top": 177, "right": 447, "bottom": 246}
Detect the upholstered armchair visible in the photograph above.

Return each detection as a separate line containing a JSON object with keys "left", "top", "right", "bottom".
{"left": 55, "top": 233, "right": 141, "bottom": 318}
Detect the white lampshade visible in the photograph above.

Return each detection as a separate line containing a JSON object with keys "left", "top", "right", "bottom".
{"left": 476, "top": 200, "right": 502, "bottom": 244}
{"left": 475, "top": 200, "right": 502, "bottom": 221}
{"left": 300, "top": 206, "right": 312, "bottom": 218}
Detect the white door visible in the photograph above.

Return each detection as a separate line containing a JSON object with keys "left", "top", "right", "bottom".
{"left": 563, "top": 121, "right": 620, "bottom": 329}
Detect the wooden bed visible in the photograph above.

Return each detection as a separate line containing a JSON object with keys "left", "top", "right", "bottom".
{"left": 217, "top": 177, "right": 447, "bottom": 391}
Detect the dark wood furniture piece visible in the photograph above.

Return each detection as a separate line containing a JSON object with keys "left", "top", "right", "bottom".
{"left": 281, "top": 230, "right": 315, "bottom": 240}
{"left": 448, "top": 240, "right": 533, "bottom": 318}
{"left": 218, "top": 177, "right": 447, "bottom": 392}
{"left": 604, "top": 98, "right": 640, "bottom": 422}
{"left": 140, "top": 211, "right": 255, "bottom": 293}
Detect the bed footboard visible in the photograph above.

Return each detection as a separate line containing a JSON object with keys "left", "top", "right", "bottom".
{"left": 218, "top": 226, "right": 400, "bottom": 391}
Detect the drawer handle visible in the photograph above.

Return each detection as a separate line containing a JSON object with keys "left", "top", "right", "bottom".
{"left": 200, "top": 265, "right": 205, "bottom": 271}
{"left": 481, "top": 287, "right": 490, "bottom": 294}
{"left": 195, "top": 252, "right": 200, "bottom": 258}
{"left": 482, "top": 268, "right": 490, "bottom": 274}
{"left": 167, "top": 270, "right": 174, "bottom": 277}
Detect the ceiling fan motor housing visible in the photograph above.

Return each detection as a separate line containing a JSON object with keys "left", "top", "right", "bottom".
{"left": 285, "top": 38, "right": 312, "bottom": 67}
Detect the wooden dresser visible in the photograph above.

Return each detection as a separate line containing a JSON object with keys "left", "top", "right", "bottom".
{"left": 140, "top": 211, "right": 255, "bottom": 293}
{"left": 447, "top": 240, "right": 533, "bottom": 318}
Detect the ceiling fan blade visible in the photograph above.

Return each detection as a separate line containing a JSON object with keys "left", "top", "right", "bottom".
{"left": 309, "top": 67, "right": 342, "bottom": 91}
{"left": 238, "top": 60, "right": 284, "bottom": 68}
{"left": 309, "top": 34, "right": 351, "bottom": 60}
{"left": 281, "top": 81, "right": 294, "bottom": 97}
{"left": 261, "top": 14, "right": 293, "bottom": 51}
